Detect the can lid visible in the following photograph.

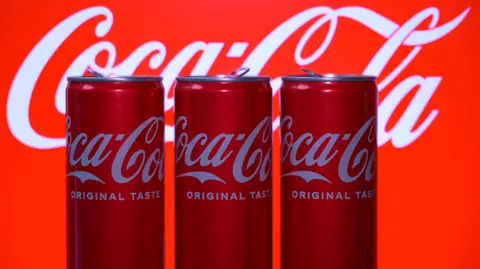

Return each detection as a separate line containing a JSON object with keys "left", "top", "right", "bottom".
{"left": 67, "top": 76, "right": 163, "bottom": 82}
{"left": 176, "top": 67, "right": 270, "bottom": 82}
{"left": 282, "top": 68, "right": 376, "bottom": 82}
{"left": 67, "top": 68, "right": 163, "bottom": 82}
{"left": 176, "top": 76, "right": 270, "bottom": 82}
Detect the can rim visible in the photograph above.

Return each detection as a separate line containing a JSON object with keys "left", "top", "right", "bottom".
{"left": 176, "top": 75, "right": 270, "bottom": 82}
{"left": 282, "top": 74, "right": 376, "bottom": 82}
{"left": 67, "top": 76, "right": 163, "bottom": 82}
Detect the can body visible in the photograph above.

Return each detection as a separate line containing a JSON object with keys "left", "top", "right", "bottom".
{"left": 66, "top": 77, "right": 165, "bottom": 269}
{"left": 175, "top": 77, "right": 273, "bottom": 269}
{"left": 281, "top": 76, "right": 377, "bottom": 269}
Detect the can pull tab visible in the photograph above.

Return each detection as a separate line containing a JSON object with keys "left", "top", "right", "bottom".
{"left": 301, "top": 68, "right": 320, "bottom": 77}
{"left": 228, "top": 67, "right": 250, "bottom": 77}
{"left": 87, "top": 68, "right": 105, "bottom": 77}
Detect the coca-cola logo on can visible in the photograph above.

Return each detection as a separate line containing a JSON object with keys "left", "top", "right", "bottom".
{"left": 67, "top": 116, "right": 165, "bottom": 184}
{"left": 281, "top": 116, "right": 376, "bottom": 184}
{"left": 175, "top": 116, "right": 272, "bottom": 184}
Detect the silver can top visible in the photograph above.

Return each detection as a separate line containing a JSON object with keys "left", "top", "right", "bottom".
{"left": 176, "top": 67, "right": 270, "bottom": 82}
{"left": 176, "top": 76, "right": 270, "bottom": 82}
{"left": 282, "top": 68, "right": 376, "bottom": 82}
{"left": 67, "top": 68, "right": 163, "bottom": 82}
{"left": 67, "top": 76, "right": 163, "bottom": 82}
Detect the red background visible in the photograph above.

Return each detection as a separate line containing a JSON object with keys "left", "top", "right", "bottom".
{"left": 1, "top": 1, "right": 479, "bottom": 269}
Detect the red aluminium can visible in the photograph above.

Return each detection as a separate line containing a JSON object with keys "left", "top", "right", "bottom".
{"left": 66, "top": 75, "right": 165, "bottom": 269}
{"left": 280, "top": 74, "right": 378, "bottom": 269}
{"left": 174, "top": 74, "right": 273, "bottom": 269}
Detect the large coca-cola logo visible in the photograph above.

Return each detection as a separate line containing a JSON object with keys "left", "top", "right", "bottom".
{"left": 67, "top": 116, "right": 164, "bottom": 184}
{"left": 281, "top": 116, "right": 376, "bottom": 184}
{"left": 5, "top": 6, "right": 470, "bottom": 149}
{"left": 175, "top": 116, "right": 272, "bottom": 184}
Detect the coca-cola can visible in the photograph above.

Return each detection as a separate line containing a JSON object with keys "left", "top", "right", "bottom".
{"left": 280, "top": 73, "right": 378, "bottom": 269}
{"left": 66, "top": 75, "right": 165, "bottom": 269}
{"left": 174, "top": 71, "right": 273, "bottom": 269}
